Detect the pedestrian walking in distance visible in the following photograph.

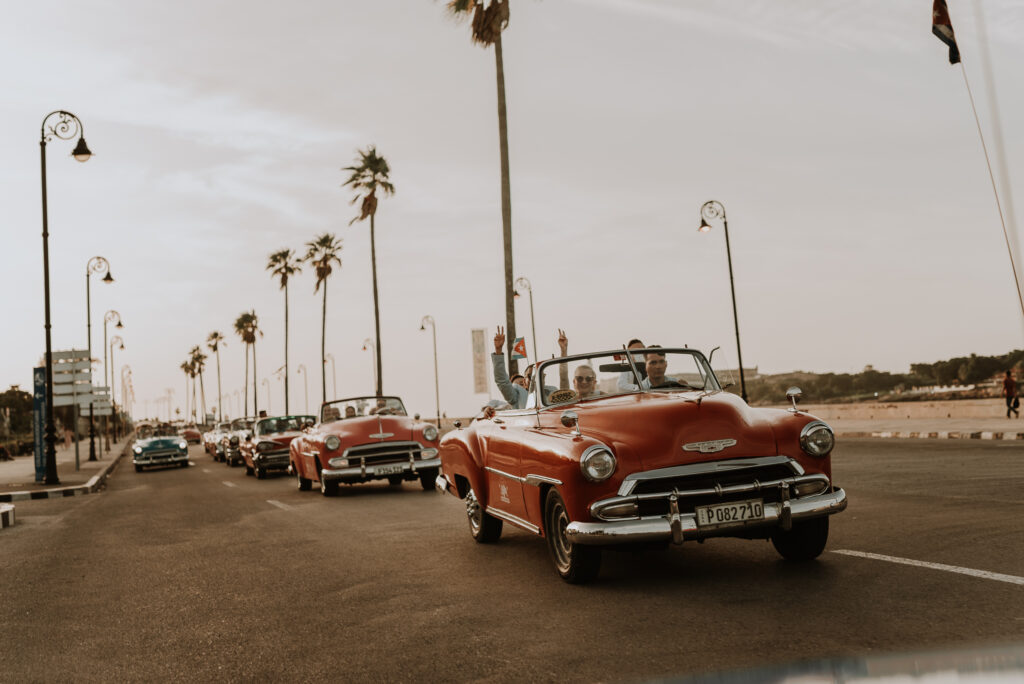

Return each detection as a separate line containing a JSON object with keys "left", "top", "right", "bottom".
{"left": 1003, "top": 370, "right": 1019, "bottom": 419}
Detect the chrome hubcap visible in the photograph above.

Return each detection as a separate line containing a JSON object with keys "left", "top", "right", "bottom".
{"left": 550, "top": 501, "right": 572, "bottom": 571}
{"left": 466, "top": 490, "right": 482, "bottom": 534}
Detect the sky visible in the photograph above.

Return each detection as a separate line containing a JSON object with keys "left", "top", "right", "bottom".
{"left": 2, "top": 0, "right": 1023, "bottom": 421}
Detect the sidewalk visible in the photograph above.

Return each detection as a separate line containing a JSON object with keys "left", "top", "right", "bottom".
{"left": 0, "top": 436, "right": 131, "bottom": 501}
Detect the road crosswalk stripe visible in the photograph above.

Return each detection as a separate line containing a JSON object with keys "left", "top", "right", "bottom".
{"left": 833, "top": 550, "right": 1024, "bottom": 586}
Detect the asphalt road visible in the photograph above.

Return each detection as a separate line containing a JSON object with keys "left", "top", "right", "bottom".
{"left": 1, "top": 439, "right": 1021, "bottom": 682}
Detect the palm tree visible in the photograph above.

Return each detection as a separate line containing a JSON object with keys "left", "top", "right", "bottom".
{"left": 302, "top": 233, "right": 343, "bottom": 404}
{"left": 342, "top": 146, "right": 394, "bottom": 397}
{"left": 189, "top": 345, "right": 208, "bottom": 423}
{"left": 179, "top": 360, "right": 194, "bottom": 422}
{"left": 446, "top": 0, "right": 518, "bottom": 371}
{"left": 207, "top": 331, "right": 226, "bottom": 420}
{"left": 233, "top": 312, "right": 261, "bottom": 417}
{"left": 267, "top": 248, "right": 302, "bottom": 414}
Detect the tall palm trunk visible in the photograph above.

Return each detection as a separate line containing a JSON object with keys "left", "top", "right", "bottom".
{"left": 252, "top": 339, "right": 258, "bottom": 417}
{"left": 284, "top": 283, "right": 290, "bottom": 414}
{"left": 321, "top": 281, "right": 328, "bottom": 404}
{"left": 198, "top": 370, "right": 206, "bottom": 422}
{"left": 191, "top": 374, "right": 197, "bottom": 422}
{"left": 215, "top": 350, "right": 222, "bottom": 420}
{"left": 243, "top": 345, "right": 249, "bottom": 417}
{"left": 370, "top": 214, "right": 383, "bottom": 396}
{"left": 494, "top": 31, "right": 517, "bottom": 373}
{"left": 184, "top": 372, "right": 189, "bottom": 421}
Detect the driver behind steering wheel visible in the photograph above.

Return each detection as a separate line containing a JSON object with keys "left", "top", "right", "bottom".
{"left": 641, "top": 346, "right": 689, "bottom": 390}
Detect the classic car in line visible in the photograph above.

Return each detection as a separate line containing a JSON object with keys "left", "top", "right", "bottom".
{"left": 178, "top": 424, "right": 202, "bottom": 444}
{"left": 240, "top": 414, "right": 315, "bottom": 479}
{"left": 204, "top": 421, "right": 231, "bottom": 460}
{"left": 289, "top": 396, "right": 441, "bottom": 496}
{"left": 220, "top": 417, "right": 256, "bottom": 467}
{"left": 132, "top": 428, "right": 190, "bottom": 472}
{"left": 437, "top": 348, "right": 847, "bottom": 583}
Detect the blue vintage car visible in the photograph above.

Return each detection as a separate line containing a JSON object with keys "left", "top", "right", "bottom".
{"left": 132, "top": 430, "right": 190, "bottom": 472}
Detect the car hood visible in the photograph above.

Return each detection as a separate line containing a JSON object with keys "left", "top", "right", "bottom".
{"left": 566, "top": 391, "right": 778, "bottom": 470}
{"left": 258, "top": 431, "right": 302, "bottom": 447}
{"left": 136, "top": 437, "right": 184, "bottom": 450}
{"left": 318, "top": 415, "right": 418, "bottom": 442}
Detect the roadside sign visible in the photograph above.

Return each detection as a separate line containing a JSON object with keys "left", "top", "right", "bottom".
{"left": 53, "top": 360, "right": 91, "bottom": 373}
{"left": 52, "top": 372, "right": 90, "bottom": 384}
{"left": 52, "top": 393, "right": 107, "bottom": 408}
{"left": 53, "top": 384, "right": 93, "bottom": 396}
{"left": 50, "top": 349, "right": 89, "bottom": 361}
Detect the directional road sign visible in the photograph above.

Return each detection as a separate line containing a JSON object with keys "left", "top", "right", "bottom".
{"left": 50, "top": 349, "right": 89, "bottom": 361}
{"left": 53, "top": 360, "right": 91, "bottom": 373}
{"left": 53, "top": 384, "right": 92, "bottom": 396}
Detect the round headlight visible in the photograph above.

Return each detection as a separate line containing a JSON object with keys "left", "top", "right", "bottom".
{"left": 325, "top": 435, "right": 341, "bottom": 451}
{"left": 256, "top": 441, "right": 276, "bottom": 452}
{"left": 133, "top": 446, "right": 142, "bottom": 454}
{"left": 580, "top": 445, "right": 617, "bottom": 482}
{"left": 177, "top": 441, "right": 188, "bottom": 450}
{"left": 423, "top": 425, "right": 438, "bottom": 442}
{"left": 800, "top": 421, "right": 835, "bottom": 457}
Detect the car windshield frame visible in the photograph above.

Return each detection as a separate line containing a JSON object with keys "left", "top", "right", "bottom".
{"left": 256, "top": 415, "right": 315, "bottom": 435}
{"left": 531, "top": 347, "right": 721, "bottom": 409}
{"left": 319, "top": 396, "right": 407, "bottom": 423}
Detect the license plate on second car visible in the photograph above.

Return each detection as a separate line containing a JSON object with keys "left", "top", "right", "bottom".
{"left": 695, "top": 499, "right": 764, "bottom": 527}
{"left": 375, "top": 464, "right": 405, "bottom": 475}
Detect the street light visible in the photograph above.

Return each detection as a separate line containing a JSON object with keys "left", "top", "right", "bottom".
{"left": 419, "top": 316, "right": 441, "bottom": 428}
{"left": 110, "top": 336, "right": 123, "bottom": 439}
{"left": 296, "top": 364, "right": 308, "bottom": 415}
{"left": 39, "top": 110, "right": 92, "bottom": 484}
{"left": 103, "top": 310, "right": 122, "bottom": 403}
{"left": 514, "top": 277, "right": 538, "bottom": 363}
{"left": 362, "top": 338, "right": 376, "bottom": 390}
{"left": 324, "top": 353, "right": 337, "bottom": 400}
{"left": 85, "top": 255, "right": 112, "bottom": 461}
{"left": 699, "top": 200, "right": 747, "bottom": 402}
{"left": 262, "top": 378, "right": 271, "bottom": 414}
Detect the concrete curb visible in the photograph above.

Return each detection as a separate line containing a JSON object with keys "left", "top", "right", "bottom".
{"left": 0, "top": 503, "right": 14, "bottom": 530}
{"left": 837, "top": 431, "right": 1024, "bottom": 440}
{"left": 0, "top": 445, "right": 126, "bottom": 506}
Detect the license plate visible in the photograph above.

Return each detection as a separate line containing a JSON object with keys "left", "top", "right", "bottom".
{"left": 375, "top": 464, "right": 405, "bottom": 475}
{"left": 695, "top": 499, "right": 764, "bottom": 527}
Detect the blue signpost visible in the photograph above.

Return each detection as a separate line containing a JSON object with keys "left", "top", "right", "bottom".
{"left": 33, "top": 366, "right": 46, "bottom": 483}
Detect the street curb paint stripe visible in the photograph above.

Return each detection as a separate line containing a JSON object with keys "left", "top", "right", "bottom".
{"left": 0, "top": 503, "right": 14, "bottom": 530}
{"left": 266, "top": 500, "right": 292, "bottom": 511}
{"left": 222, "top": 481, "right": 238, "bottom": 488}
{"left": 0, "top": 445, "right": 128, "bottom": 503}
{"left": 833, "top": 550, "right": 1024, "bottom": 586}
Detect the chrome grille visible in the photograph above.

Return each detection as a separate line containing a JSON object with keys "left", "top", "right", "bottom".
{"left": 343, "top": 441, "right": 421, "bottom": 465}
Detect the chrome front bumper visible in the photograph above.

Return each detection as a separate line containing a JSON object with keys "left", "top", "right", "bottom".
{"left": 565, "top": 488, "right": 847, "bottom": 546}
{"left": 321, "top": 458, "right": 441, "bottom": 482}
{"left": 253, "top": 451, "right": 289, "bottom": 469}
{"left": 134, "top": 453, "right": 188, "bottom": 466}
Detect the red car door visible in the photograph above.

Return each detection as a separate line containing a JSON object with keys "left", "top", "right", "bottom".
{"left": 477, "top": 419, "right": 529, "bottom": 526}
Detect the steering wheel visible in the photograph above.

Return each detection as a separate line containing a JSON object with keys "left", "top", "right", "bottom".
{"left": 547, "top": 388, "right": 578, "bottom": 404}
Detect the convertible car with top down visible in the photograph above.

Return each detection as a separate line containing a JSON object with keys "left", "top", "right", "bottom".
{"left": 436, "top": 347, "right": 847, "bottom": 583}
{"left": 239, "top": 414, "right": 315, "bottom": 479}
{"left": 289, "top": 396, "right": 441, "bottom": 496}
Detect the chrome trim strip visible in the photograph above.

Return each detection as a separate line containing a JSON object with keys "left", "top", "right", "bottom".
{"left": 321, "top": 457, "right": 441, "bottom": 481}
{"left": 617, "top": 456, "right": 801, "bottom": 496}
{"left": 485, "top": 506, "right": 541, "bottom": 535}
{"left": 341, "top": 441, "right": 423, "bottom": 460}
{"left": 484, "top": 467, "right": 563, "bottom": 488}
{"left": 567, "top": 488, "right": 847, "bottom": 546}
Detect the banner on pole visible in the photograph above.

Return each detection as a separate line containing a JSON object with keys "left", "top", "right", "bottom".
{"left": 471, "top": 329, "right": 487, "bottom": 395}
{"left": 32, "top": 367, "right": 46, "bottom": 483}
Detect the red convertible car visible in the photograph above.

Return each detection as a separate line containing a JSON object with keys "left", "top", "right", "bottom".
{"left": 437, "top": 348, "right": 847, "bottom": 583}
{"left": 289, "top": 396, "right": 441, "bottom": 496}
{"left": 240, "top": 414, "right": 314, "bottom": 479}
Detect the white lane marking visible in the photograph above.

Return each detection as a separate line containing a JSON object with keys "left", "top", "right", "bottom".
{"left": 833, "top": 550, "right": 1024, "bottom": 586}
{"left": 222, "top": 481, "right": 238, "bottom": 488}
{"left": 266, "top": 499, "right": 292, "bottom": 511}
{"left": 202, "top": 469, "right": 211, "bottom": 473}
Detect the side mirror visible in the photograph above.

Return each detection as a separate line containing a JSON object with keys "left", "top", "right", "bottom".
{"left": 414, "top": 413, "right": 420, "bottom": 420}
{"left": 453, "top": 420, "right": 462, "bottom": 429}
{"left": 561, "top": 410, "right": 581, "bottom": 436}
{"left": 786, "top": 387, "right": 802, "bottom": 412}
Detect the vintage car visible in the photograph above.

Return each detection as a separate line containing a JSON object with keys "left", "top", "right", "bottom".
{"left": 289, "top": 396, "right": 441, "bottom": 496}
{"left": 132, "top": 429, "right": 190, "bottom": 472}
{"left": 220, "top": 417, "right": 256, "bottom": 467}
{"left": 204, "top": 422, "right": 232, "bottom": 460}
{"left": 178, "top": 424, "right": 202, "bottom": 444}
{"left": 239, "top": 414, "right": 315, "bottom": 479}
{"left": 437, "top": 348, "right": 847, "bottom": 583}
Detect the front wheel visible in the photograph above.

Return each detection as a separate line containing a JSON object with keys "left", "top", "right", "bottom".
{"left": 255, "top": 466, "right": 266, "bottom": 480}
{"left": 320, "top": 475, "right": 338, "bottom": 497}
{"left": 544, "top": 489, "right": 601, "bottom": 584}
{"left": 772, "top": 516, "right": 829, "bottom": 561}
{"left": 294, "top": 463, "right": 311, "bottom": 491}
{"left": 419, "top": 468, "right": 438, "bottom": 491}
{"left": 466, "top": 487, "right": 502, "bottom": 543}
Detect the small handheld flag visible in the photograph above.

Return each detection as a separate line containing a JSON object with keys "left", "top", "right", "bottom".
{"left": 932, "top": 0, "right": 960, "bottom": 65}
{"left": 511, "top": 337, "right": 528, "bottom": 360}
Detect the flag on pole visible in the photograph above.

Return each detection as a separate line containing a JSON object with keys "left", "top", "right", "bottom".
{"left": 932, "top": 0, "right": 960, "bottom": 64}
{"left": 511, "top": 337, "right": 528, "bottom": 360}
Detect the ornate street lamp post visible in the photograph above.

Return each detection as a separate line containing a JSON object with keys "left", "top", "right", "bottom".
{"left": 699, "top": 200, "right": 747, "bottom": 402}
{"left": 39, "top": 110, "right": 92, "bottom": 484}
{"left": 109, "top": 336, "right": 123, "bottom": 440}
{"left": 102, "top": 310, "right": 122, "bottom": 452}
{"left": 419, "top": 316, "right": 441, "bottom": 428}
{"left": 85, "top": 256, "right": 112, "bottom": 461}
{"left": 514, "top": 277, "right": 538, "bottom": 363}
{"left": 296, "top": 364, "right": 308, "bottom": 415}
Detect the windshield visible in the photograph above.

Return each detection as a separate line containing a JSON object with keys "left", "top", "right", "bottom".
{"left": 320, "top": 396, "right": 407, "bottom": 423}
{"left": 535, "top": 348, "right": 719, "bottom": 407}
{"left": 230, "top": 419, "right": 254, "bottom": 430}
{"left": 257, "top": 415, "right": 314, "bottom": 434}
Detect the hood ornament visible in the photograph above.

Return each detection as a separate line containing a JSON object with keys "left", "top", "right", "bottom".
{"left": 369, "top": 414, "right": 393, "bottom": 441}
{"left": 683, "top": 438, "right": 737, "bottom": 454}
